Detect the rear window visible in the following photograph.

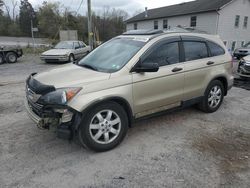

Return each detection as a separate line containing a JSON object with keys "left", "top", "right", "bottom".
{"left": 183, "top": 41, "right": 208, "bottom": 61}
{"left": 207, "top": 41, "right": 225, "bottom": 56}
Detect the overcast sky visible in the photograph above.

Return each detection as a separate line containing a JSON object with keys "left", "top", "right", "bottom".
{"left": 21, "top": 0, "right": 193, "bottom": 16}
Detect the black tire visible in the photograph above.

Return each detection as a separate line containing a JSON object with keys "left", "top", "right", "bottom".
{"left": 0, "top": 54, "right": 4, "bottom": 64}
{"left": 69, "top": 54, "right": 74, "bottom": 62}
{"left": 6, "top": 52, "right": 17, "bottom": 63}
{"left": 198, "top": 80, "right": 224, "bottom": 113}
{"left": 78, "top": 101, "right": 128, "bottom": 152}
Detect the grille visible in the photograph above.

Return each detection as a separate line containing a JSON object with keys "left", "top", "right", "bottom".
{"left": 26, "top": 86, "right": 43, "bottom": 116}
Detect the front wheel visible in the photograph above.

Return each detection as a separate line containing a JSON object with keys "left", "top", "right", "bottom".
{"left": 198, "top": 80, "right": 224, "bottom": 113}
{"left": 78, "top": 102, "right": 128, "bottom": 152}
{"left": 69, "top": 54, "right": 74, "bottom": 62}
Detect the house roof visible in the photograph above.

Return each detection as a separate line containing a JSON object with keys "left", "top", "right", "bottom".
{"left": 126, "top": 0, "right": 233, "bottom": 23}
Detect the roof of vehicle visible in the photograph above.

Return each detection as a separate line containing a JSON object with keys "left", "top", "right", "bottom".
{"left": 120, "top": 27, "right": 214, "bottom": 42}
{"left": 126, "top": 0, "right": 233, "bottom": 23}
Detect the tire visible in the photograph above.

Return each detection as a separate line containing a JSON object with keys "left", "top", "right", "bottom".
{"left": 198, "top": 80, "right": 224, "bottom": 113}
{"left": 69, "top": 54, "right": 74, "bottom": 62}
{"left": 78, "top": 101, "right": 129, "bottom": 152}
{"left": 6, "top": 52, "right": 17, "bottom": 63}
{"left": 0, "top": 54, "right": 4, "bottom": 64}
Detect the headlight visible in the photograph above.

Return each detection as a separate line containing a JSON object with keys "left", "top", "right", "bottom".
{"left": 38, "top": 87, "right": 82, "bottom": 105}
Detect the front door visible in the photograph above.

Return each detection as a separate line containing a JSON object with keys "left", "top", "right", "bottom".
{"left": 132, "top": 39, "right": 185, "bottom": 118}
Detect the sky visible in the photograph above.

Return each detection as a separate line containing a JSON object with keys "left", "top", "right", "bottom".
{"left": 18, "top": 0, "right": 194, "bottom": 16}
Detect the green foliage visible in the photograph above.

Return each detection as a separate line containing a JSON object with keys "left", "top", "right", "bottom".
{"left": 19, "top": 0, "right": 37, "bottom": 36}
{"left": 37, "top": 1, "right": 62, "bottom": 39}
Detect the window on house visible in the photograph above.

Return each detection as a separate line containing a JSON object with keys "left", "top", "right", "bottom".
{"left": 243, "top": 16, "right": 248, "bottom": 28}
{"left": 163, "top": 19, "right": 168, "bottom": 29}
{"left": 134, "top": 23, "right": 138, "bottom": 30}
{"left": 235, "top": 15, "right": 240, "bottom": 28}
{"left": 241, "top": 41, "right": 245, "bottom": 47}
{"left": 223, "top": 41, "right": 227, "bottom": 46}
{"left": 190, "top": 16, "right": 197, "bottom": 27}
{"left": 231, "top": 41, "right": 236, "bottom": 51}
{"left": 154, "top": 20, "right": 158, "bottom": 30}
{"left": 183, "top": 41, "right": 208, "bottom": 61}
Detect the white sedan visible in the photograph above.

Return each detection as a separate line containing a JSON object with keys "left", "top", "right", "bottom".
{"left": 40, "top": 41, "right": 91, "bottom": 63}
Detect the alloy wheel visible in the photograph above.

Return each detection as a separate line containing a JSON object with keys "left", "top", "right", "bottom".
{"left": 89, "top": 110, "right": 121, "bottom": 144}
{"left": 208, "top": 85, "right": 222, "bottom": 108}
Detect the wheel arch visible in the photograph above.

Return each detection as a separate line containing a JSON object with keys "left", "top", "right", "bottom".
{"left": 207, "top": 76, "right": 228, "bottom": 96}
{"left": 81, "top": 97, "right": 134, "bottom": 128}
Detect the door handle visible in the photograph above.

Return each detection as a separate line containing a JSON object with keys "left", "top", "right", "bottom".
{"left": 207, "top": 61, "right": 215, "bottom": 65}
{"left": 172, "top": 67, "right": 183, "bottom": 72}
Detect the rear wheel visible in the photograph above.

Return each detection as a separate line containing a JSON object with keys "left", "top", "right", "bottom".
{"left": 6, "top": 52, "right": 17, "bottom": 63}
{"left": 78, "top": 101, "right": 128, "bottom": 152}
{"left": 198, "top": 80, "right": 224, "bottom": 113}
{"left": 0, "top": 54, "right": 4, "bottom": 64}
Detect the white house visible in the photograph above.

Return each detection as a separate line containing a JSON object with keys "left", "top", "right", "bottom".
{"left": 126, "top": 0, "right": 250, "bottom": 51}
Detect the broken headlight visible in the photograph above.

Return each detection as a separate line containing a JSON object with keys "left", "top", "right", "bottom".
{"left": 38, "top": 87, "right": 82, "bottom": 105}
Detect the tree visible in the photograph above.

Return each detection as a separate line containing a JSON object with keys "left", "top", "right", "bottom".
{"left": 0, "top": 0, "right": 4, "bottom": 16}
{"left": 37, "top": 1, "right": 62, "bottom": 39}
{"left": 19, "top": 0, "right": 36, "bottom": 36}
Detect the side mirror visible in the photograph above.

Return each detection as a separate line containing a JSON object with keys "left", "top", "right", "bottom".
{"left": 131, "top": 61, "right": 159, "bottom": 73}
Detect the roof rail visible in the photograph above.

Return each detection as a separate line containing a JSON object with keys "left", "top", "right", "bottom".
{"left": 122, "top": 29, "right": 164, "bottom": 35}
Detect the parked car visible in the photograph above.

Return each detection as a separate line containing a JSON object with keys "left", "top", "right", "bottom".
{"left": 0, "top": 46, "right": 23, "bottom": 64}
{"left": 40, "top": 40, "right": 91, "bottom": 63}
{"left": 237, "top": 55, "right": 250, "bottom": 78}
{"left": 25, "top": 30, "right": 233, "bottom": 152}
{"left": 233, "top": 42, "right": 250, "bottom": 59}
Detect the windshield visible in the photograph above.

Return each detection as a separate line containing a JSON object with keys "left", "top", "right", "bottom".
{"left": 244, "top": 42, "right": 250, "bottom": 48}
{"left": 78, "top": 38, "right": 145, "bottom": 73}
{"left": 55, "top": 41, "right": 73, "bottom": 49}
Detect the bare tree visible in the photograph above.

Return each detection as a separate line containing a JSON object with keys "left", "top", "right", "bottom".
{"left": 11, "top": 0, "right": 18, "bottom": 20}
{"left": 2, "top": 0, "right": 10, "bottom": 19}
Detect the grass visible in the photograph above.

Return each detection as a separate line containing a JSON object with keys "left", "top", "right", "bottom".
{"left": 22, "top": 47, "right": 51, "bottom": 55}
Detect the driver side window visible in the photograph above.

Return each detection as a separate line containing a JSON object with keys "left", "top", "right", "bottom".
{"left": 143, "top": 42, "right": 180, "bottom": 67}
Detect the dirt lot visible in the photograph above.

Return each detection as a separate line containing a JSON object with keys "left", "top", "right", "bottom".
{"left": 0, "top": 55, "right": 250, "bottom": 188}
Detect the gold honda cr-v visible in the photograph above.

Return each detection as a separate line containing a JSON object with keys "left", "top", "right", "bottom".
{"left": 25, "top": 30, "right": 233, "bottom": 152}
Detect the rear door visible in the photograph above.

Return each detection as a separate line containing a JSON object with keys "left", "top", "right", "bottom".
{"left": 181, "top": 36, "right": 214, "bottom": 100}
{"left": 132, "top": 37, "right": 185, "bottom": 117}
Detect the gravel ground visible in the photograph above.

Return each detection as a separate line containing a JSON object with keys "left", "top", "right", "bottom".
{"left": 0, "top": 55, "right": 249, "bottom": 188}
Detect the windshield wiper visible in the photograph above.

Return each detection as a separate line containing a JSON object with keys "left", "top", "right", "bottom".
{"left": 78, "top": 64, "right": 98, "bottom": 71}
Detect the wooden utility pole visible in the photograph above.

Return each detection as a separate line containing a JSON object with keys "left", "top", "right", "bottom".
{"left": 87, "top": 0, "right": 93, "bottom": 50}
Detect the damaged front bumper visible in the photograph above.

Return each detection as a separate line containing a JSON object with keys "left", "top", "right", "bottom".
{"left": 25, "top": 73, "right": 81, "bottom": 140}
{"left": 25, "top": 97, "right": 79, "bottom": 139}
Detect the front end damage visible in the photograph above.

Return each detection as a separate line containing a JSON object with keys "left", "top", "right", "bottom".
{"left": 25, "top": 73, "right": 82, "bottom": 140}
{"left": 237, "top": 58, "right": 250, "bottom": 78}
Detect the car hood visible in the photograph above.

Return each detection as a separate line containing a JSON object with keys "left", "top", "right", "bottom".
{"left": 34, "top": 64, "right": 110, "bottom": 88}
{"left": 42, "top": 49, "right": 72, "bottom": 56}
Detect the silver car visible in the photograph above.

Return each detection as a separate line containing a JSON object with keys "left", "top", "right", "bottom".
{"left": 40, "top": 41, "right": 91, "bottom": 63}
{"left": 233, "top": 42, "right": 250, "bottom": 59}
{"left": 237, "top": 55, "right": 250, "bottom": 78}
